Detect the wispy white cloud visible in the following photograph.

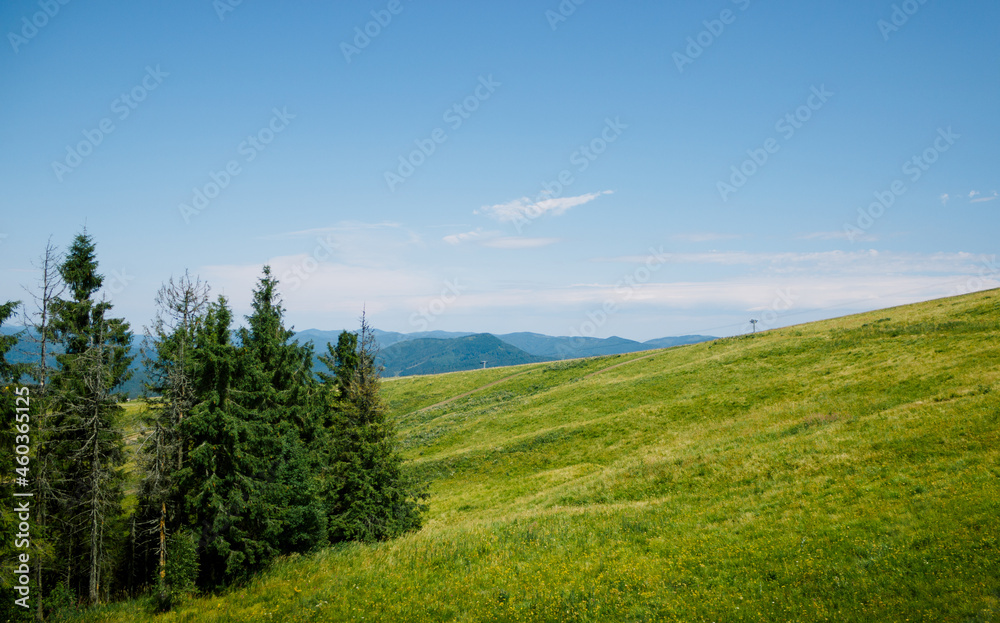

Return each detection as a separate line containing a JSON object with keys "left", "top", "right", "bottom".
{"left": 443, "top": 229, "right": 559, "bottom": 249}
{"left": 199, "top": 248, "right": 999, "bottom": 339}
{"left": 601, "top": 249, "right": 990, "bottom": 275}
{"left": 253, "top": 221, "right": 424, "bottom": 270}
{"left": 261, "top": 222, "right": 402, "bottom": 240}
{"left": 443, "top": 228, "right": 498, "bottom": 245}
{"left": 200, "top": 256, "right": 437, "bottom": 318}
{"left": 475, "top": 191, "right": 612, "bottom": 223}
{"left": 940, "top": 193, "right": 950, "bottom": 205}
{"left": 482, "top": 237, "right": 560, "bottom": 249}
{"left": 670, "top": 232, "right": 743, "bottom": 243}
{"left": 416, "top": 275, "right": 996, "bottom": 318}
{"left": 797, "top": 230, "right": 878, "bottom": 242}
{"left": 970, "top": 191, "right": 998, "bottom": 204}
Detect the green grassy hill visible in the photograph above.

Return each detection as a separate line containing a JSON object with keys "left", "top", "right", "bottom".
{"left": 72, "top": 291, "right": 999, "bottom": 622}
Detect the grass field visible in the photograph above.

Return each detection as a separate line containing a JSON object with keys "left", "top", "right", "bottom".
{"left": 68, "top": 290, "right": 999, "bottom": 622}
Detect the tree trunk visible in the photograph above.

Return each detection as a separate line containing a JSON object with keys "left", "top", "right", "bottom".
{"left": 89, "top": 399, "right": 102, "bottom": 606}
{"left": 35, "top": 508, "right": 44, "bottom": 622}
{"left": 90, "top": 438, "right": 100, "bottom": 605}
{"left": 159, "top": 501, "right": 167, "bottom": 589}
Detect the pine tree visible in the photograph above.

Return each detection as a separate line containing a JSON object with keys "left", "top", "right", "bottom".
{"left": 174, "top": 296, "right": 248, "bottom": 588}
{"left": 325, "top": 312, "right": 427, "bottom": 543}
{"left": 177, "top": 270, "right": 327, "bottom": 589}
{"left": 21, "top": 238, "right": 65, "bottom": 621}
{"left": 22, "top": 238, "right": 65, "bottom": 398}
{"left": 46, "top": 232, "right": 132, "bottom": 605}
{"left": 235, "top": 267, "right": 326, "bottom": 558}
{"left": 136, "top": 272, "right": 209, "bottom": 605}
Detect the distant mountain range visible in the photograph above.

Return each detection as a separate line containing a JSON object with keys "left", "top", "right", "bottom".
{"left": 378, "top": 334, "right": 547, "bottom": 377}
{"left": 2, "top": 326, "right": 716, "bottom": 389}
{"left": 0, "top": 326, "right": 150, "bottom": 398}
{"left": 293, "top": 329, "right": 716, "bottom": 378}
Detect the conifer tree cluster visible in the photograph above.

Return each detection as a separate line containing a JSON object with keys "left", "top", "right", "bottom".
{"left": 1, "top": 233, "right": 427, "bottom": 618}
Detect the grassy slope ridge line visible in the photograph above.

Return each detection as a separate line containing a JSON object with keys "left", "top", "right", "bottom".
{"left": 73, "top": 291, "right": 999, "bottom": 622}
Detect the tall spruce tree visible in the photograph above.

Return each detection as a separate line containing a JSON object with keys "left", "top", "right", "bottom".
{"left": 136, "top": 272, "right": 210, "bottom": 604}
{"left": 46, "top": 232, "right": 132, "bottom": 605}
{"left": 174, "top": 295, "right": 249, "bottom": 588}
{"left": 235, "top": 267, "right": 326, "bottom": 558}
{"left": 178, "top": 269, "right": 327, "bottom": 589}
{"left": 21, "top": 238, "right": 65, "bottom": 620}
{"left": 324, "top": 312, "right": 427, "bottom": 543}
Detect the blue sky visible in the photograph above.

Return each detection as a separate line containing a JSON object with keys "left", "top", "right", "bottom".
{"left": 1, "top": 0, "right": 997, "bottom": 340}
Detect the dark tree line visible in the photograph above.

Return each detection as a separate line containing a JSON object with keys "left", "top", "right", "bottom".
{"left": 1, "top": 232, "right": 427, "bottom": 619}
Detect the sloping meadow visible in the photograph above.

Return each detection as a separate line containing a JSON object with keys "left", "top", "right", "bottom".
{"left": 75, "top": 291, "right": 999, "bottom": 622}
